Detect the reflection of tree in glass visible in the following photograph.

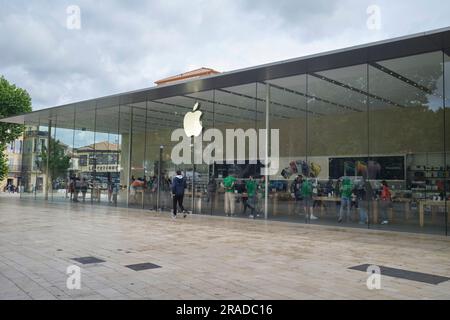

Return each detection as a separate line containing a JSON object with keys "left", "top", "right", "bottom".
{"left": 40, "top": 138, "right": 71, "bottom": 183}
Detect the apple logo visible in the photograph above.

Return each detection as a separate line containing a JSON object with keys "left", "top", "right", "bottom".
{"left": 183, "top": 102, "right": 203, "bottom": 137}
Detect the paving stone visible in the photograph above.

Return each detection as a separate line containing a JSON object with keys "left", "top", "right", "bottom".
{"left": 0, "top": 194, "right": 449, "bottom": 300}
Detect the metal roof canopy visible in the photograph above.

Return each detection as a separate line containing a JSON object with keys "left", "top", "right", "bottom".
{"left": 2, "top": 26, "right": 450, "bottom": 130}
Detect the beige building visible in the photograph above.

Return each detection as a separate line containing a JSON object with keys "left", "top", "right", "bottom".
{"left": 75, "top": 141, "right": 121, "bottom": 176}
{"left": 1, "top": 136, "right": 23, "bottom": 191}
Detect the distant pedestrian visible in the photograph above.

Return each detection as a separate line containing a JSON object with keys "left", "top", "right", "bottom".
{"left": 80, "top": 178, "right": 88, "bottom": 202}
{"left": 73, "top": 177, "right": 80, "bottom": 202}
{"left": 171, "top": 170, "right": 188, "bottom": 219}
{"left": 338, "top": 177, "right": 353, "bottom": 223}
{"left": 223, "top": 174, "right": 237, "bottom": 217}
{"left": 245, "top": 176, "right": 257, "bottom": 218}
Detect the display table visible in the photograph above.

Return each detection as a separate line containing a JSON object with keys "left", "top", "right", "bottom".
{"left": 418, "top": 200, "right": 446, "bottom": 227}
{"left": 312, "top": 196, "right": 341, "bottom": 217}
{"left": 130, "top": 188, "right": 145, "bottom": 207}
{"left": 391, "top": 197, "right": 412, "bottom": 221}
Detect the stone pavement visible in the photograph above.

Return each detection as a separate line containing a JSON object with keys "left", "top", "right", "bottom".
{"left": 0, "top": 193, "right": 449, "bottom": 300}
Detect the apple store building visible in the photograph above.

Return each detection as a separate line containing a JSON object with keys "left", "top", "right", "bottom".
{"left": 2, "top": 27, "right": 450, "bottom": 235}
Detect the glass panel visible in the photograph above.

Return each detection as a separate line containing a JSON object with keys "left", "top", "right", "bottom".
{"left": 34, "top": 118, "right": 50, "bottom": 200}
{"left": 369, "top": 51, "right": 445, "bottom": 235}
{"left": 185, "top": 90, "right": 215, "bottom": 216}
{"left": 128, "top": 105, "right": 147, "bottom": 208}
{"left": 21, "top": 123, "right": 43, "bottom": 199}
{"left": 206, "top": 83, "right": 261, "bottom": 218}
{"left": 95, "top": 104, "right": 122, "bottom": 206}
{"left": 72, "top": 103, "right": 96, "bottom": 203}
{"left": 445, "top": 50, "right": 450, "bottom": 236}
{"left": 119, "top": 105, "right": 132, "bottom": 206}
{"left": 266, "top": 75, "right": 307, "bottom": 222}
{"left": 50, "top": 111, "right": 75, "bottom": 202}
{"left": 143, "top": 97, "right": 187, "bottom": 212}
{"left": 144, "top": 92, "right": 215, "bottom": 214}
{"left": 307, "top": 64, "right": 368, "bottom": 228}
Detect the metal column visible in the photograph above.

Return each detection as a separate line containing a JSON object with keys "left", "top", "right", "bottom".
{"left": 264, "top": 83, "right": 270, "bottom": 220}
{"left": 126, "top": 108, "right": 133, "bottom": 207}
{"left": 157, "top": 145, "right": 163, "bottom": 210}
{"left": 44, "top": 119, "right": 52, "bottom": 201}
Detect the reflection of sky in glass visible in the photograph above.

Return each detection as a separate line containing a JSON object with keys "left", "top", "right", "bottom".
{"left": 52, "top": 129, "right": 120, "bottom": 149}
{"left": 427, "top": 95, "right": 443, "bottom": 111}
{"left": 54, "top": 129, "right": 74, "bottom": 146}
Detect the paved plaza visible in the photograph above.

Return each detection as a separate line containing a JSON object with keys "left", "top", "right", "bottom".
{"left": 0, "top": 193, "right": 449, "bottom": 300}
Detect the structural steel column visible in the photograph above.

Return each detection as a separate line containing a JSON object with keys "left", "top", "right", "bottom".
{"left": 157, "top": 145, "right": 163, "bottom": 210}
{"left": 126, "top": 108, "right": 133, "bottom": 207}
{"left": 44, "top": 119, "right": 52, "bottom": 201}
{"left": 265, "top": 83, "right": 270, "bottom": 220}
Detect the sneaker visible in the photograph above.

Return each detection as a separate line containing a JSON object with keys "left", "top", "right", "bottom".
{"left": 381, "top": 220, "right": 389, "bottom": 225}
{"left": 172, "top": 214, "right": 177, "bottom": 220}
{"left": 310, "top": 214, "right": 319, "bottom": 220}
{"left": 249, "top": 215, "right": 255, "bottom": 219}
{"left": 183, "top": 212, "right": 187, "bottom": 218}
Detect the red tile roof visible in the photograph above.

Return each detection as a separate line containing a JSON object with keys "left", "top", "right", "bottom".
{"left": 155, "top": 67, "right": 220, "bottom": 86}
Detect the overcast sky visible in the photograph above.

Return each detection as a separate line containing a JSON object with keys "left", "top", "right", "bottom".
{"left": 1, "top": 0, "right": 449, "bottom": 110}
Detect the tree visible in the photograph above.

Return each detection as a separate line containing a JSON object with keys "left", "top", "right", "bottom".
{"left": 0, "top": 76, "right": 32, "bottom": 181}
{"left": 40, "top": 138, "right": 71, "bottom": 185}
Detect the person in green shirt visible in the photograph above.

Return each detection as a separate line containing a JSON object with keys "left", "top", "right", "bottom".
{"left": 223, "top": 174, "right": 237, "bottom": 216}
{"left": 338, "top": 177, "right": 353, "bottom": 223}
{"left": 244, "top": 176, "right": 257, "bottom": 218}
{"left": 301, "top": 179, "right": 318, "bottom": 221}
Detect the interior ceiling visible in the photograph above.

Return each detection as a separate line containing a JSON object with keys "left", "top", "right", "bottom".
{"left": 7, "top": 51, "right": 450, "bottom": 134}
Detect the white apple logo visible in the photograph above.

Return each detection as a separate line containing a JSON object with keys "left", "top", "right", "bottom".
{"left": 183, "top": 102, "right": 203, "bottom": 137}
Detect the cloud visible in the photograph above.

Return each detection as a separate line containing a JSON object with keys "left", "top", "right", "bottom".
{"left": 0, "top": 0, "right": 449, "bottom": 110}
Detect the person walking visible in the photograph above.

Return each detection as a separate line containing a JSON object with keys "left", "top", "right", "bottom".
{"left": 171, "top": 170, "right": 187, "bottom": 219}
{"left": 223, "top": 174, "right": 237, "bottom": 217}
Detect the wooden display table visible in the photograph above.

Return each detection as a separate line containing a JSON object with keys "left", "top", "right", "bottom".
{"left": 392, "top": 197, "right": 412, "bottom": 221}
{"left": 418, "top": 200, "right": 446, "bottom": 227}
{"left": 312, "top": 196, "right": 341, "bottom": 217}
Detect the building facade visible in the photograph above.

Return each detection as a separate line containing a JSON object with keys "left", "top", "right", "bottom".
{"left": 1, "top": 136, "right": 23, "bottom": 191}
{"left": 2, "top": 28, "right": 450, "bottom": 235}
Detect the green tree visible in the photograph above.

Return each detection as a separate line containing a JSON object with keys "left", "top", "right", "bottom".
{"left": 0, "top": 76, "right": 32, "bottom": 181}
{"left": 40, "top": 138, "right": 71, "bottom": 184}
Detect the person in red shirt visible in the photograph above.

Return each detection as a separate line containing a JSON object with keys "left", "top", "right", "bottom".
{"left": 380, "top": 180, "right": 391, "bottom": 225}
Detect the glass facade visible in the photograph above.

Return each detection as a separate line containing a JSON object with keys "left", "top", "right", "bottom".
{"left": 5, "top": 40, "right": 450, "bottom": 236}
